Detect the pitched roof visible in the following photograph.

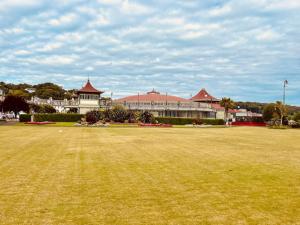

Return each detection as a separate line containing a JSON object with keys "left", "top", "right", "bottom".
{"left": 115, "top": 89, "right": 190, "bottom": 102}
{"left": 78, "top": 80, "right": 103, "bottom": 94}
{"left": 191, "top": 88, "right": 219, "bottom": 102}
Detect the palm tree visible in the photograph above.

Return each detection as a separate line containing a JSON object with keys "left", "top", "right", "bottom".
{"left": 220, "top": 97, "right": 235, "bottom": 123}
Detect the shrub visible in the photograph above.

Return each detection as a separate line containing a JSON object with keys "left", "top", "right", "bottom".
{"left": 86, "top": 110, "right": 102, "bottom": 124}
{"left": 155, "top": 117, "right": 225, "bottom": 125}
{"left": 19, "top": 114, "right": 31, "bottom": 122}
{"left": 139, "top": 111, "right": 155, "bottom": 123}
{"left": 34, "top": 113, "right": 84, "bottom": 122}
{"left": 127, "top": 110, "right": 137, "bottom": 123}
{"left": 42, "top": 104, "right": 56, "bottom": 113}
{"left": 293, "top": 112, "right": 300, "bottom": 122}
{"left": 111, "top": 105, "right": 128, "bottom": 123}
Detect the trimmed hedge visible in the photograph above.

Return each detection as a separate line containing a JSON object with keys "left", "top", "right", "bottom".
{"left": 33, "top": 114, "right": 84, "bottom": 122}
{"left": 155, "top": 117, "right": 225, "bottom": 125}
{"left": 19, "top": 114, "right": 31, "bottom": 122}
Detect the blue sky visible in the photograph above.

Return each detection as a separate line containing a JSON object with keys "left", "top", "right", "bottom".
{"left": 0, "top": 0, "right": 299, "bottom": 104}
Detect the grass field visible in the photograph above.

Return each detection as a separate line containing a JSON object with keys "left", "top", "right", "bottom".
{"left": 0, "top": 126, "right": 299, "bottom": 225}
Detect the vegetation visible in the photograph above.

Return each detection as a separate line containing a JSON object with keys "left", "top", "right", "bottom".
{"left": 220, "top": 97, "right": 235, "bottom": 121}
{"left": 30, "top": 103, "right": 56, "bottom": 114}
{"left": 19, "top": 114, "right": 32, "bottom": 122}
{"left": 1, "top": 95, "right": 29, "bottom": 116}
{"left": 263, "top": 101, "right": 288, "bottom": 125}
{"left": 33, "top": 113, "right": 84, "bottom": 122}
{"left": 0, "top": 126, "right": 299, "bottom": 224}
{"left": 110, "top": 105, "right": 128, "bottom": 123}
{"left": 86, "top": 110, "right": 102, "bottom": 124}
{"left": 155, "top": 117, "right": 225, "bottom": 125}
{"left": 0, "top": 81, "right": 74, "bottom": 100}
{"left": 139, "top": 111, "right": 155, "bottom": 123}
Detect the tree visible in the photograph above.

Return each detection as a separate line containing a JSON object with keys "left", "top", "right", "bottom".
{"left": 263, "top": 103, "right": 276, "bottom": 122}
{"left": 8, "top": 89, "right": 30, "bottom": 99}
{"left": 34, "top": 83, "right": 65, "bottom": 100}
{"left": 2, "top": 95, "right": 29, "bottom": 116}
{"left": 42, "top": 104, "right": 56, "bottom": 113}
{"left": 220, "top": 97, "right": 235, "bottom": 121}
{"left": 29, "top": 103, "right": 43, "bottom": 113}
{"left": 274, "top": 101, "right": 288, "bottom": 126}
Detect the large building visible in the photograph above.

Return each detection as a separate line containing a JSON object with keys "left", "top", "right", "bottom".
{"left": 114, "top": 89, "right": 217, "bottom": 119}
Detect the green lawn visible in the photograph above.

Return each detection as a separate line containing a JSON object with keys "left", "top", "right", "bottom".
{"left": 0, "top": 126, "right": 299, "bottom": 225}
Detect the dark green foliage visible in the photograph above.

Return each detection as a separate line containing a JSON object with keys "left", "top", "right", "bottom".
{"left": 110, "top": 105, "right": 128, "bottom": 123}
{"left": 263, "top": 103, "right": 276, "bottom": 122}
{"left": 86, "top": 110, "right": 102, "bottom": 124}
{"left": 293, "top": 112, "right": 300, "bottom": 122}
{"left": 29, "top": 103, "right": 42, "bottom": 113}
{"left": 127, "top": 110, "right": 137, "bottom": 123}
{"left": 67, "top": 108, "right": 78, "bottom": 113}
{"left": 103, "top": 109, "right": 112, "bottom": 122}
{"left": 34, "top": 114, "right": 84, "bottom": 122}
{"left": 42, "top": 104, "right": 56, "bottom": 113}
{"left": 34, "top": 83, "right": 65, "bottom": 100}
{"left": 2, "top": 95, "right": 29, "bottom": 116}
{"left": 139, "top": 111, "right": 155, "bottom": 123}
{"left": 19, "top": 114, "right": 31, "bottom": 122}
{"left": 30, "top": 104, "right": 56, "bottom": 113}
{"left": 155, "top": 117, "right": 225, "bottom": 125}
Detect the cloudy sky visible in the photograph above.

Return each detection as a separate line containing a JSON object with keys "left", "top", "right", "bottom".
{"left": 0, "top": 0, "right": 299, "bottom": 104}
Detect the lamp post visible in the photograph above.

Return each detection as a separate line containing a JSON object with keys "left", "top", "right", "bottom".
{"left": 283, "top": 80, "right": 288, "bottom": 105}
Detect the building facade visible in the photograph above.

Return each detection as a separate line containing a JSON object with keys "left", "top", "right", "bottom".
{"left": 114, "top": 89, "right": 217, "bottom": 119}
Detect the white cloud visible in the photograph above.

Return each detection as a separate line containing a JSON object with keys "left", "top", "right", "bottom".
{"left": 121, "top": 0, "right": 152, "bottom": 15}
{"left": 37, "top": 43, "right": 62, "bottom": 52}
{"left": 267, "top": 0, "right": 300, "bottom": 10}
{"left": 48, "top": 13, "right": 77, "bottom": 26}
{"left": 14, "top": 50, "right": 31, "bottom": 55}
{"left": 0, "top": 0, "right": 40, "bottom": 11}
{"left": 208, "top": 5, "right": 232, "bottom": 17}
{"left": 26, "top": 55, "right": 78, "bottom": 65}
{"left": 256, "top": 30, "right": 281, "bottom": 41}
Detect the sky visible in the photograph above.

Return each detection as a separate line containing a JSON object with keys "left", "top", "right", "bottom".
{"left": 0, "top": 0, "right": 299, "bottom": 104}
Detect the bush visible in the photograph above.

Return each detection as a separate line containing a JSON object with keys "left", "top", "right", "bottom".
{"left": 86, "top": 110, "right": 102, "bottom": 124}
{"left": 34, "top": 113, "right": 84, "bottom": 122}
{"left": 19, "top": 114, "right": 31, "bottom": 122}
{"left": 127, "top": 110, "right": 137, "bottom": 123}
{"left": 111, "top": 105, "right": 128, "bottom": 123}
{"left": 42, "top": 104, "right": 56, "bottom": 113}
{"left": 155, "top": 117, "right": 225, "bottom": 125}
{"left": 293, "top": 112, "right": 300, "bottom": 122}
{"left": 139, "top": 111, "right": 155, "bottom": 123}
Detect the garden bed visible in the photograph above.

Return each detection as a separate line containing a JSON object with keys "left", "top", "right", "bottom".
{"left": 139, "top": 123, "right": 173, "bottom": 127}
{"left": 25, "top": 122, "right": 56, "bottom": 125}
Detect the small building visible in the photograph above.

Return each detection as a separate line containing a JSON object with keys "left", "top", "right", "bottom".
{"left": 76, "top": 80, "right": 104, "bottom": 114}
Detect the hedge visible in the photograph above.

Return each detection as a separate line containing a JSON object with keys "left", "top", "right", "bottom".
{"left": 33, "top": 114, "right": 84, "bottom": 122}
{"left": 19, "top": 114, "right": 31, "bottom": 122}
{"left": 155, "top": 117, "right": 225, "bottom": 125}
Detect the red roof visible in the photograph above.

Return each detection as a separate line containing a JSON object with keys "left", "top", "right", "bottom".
{"left": 191, "top": 89, "right": 219, "bottom": 102}
{"left": 78, "top": 80, "right": 103, "bottom": 94}
{"left": 115, "top": 89, "right": 190, "bottom": 102}
{"left": 212, "top": 103, "right": 241, "bottom": 113}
